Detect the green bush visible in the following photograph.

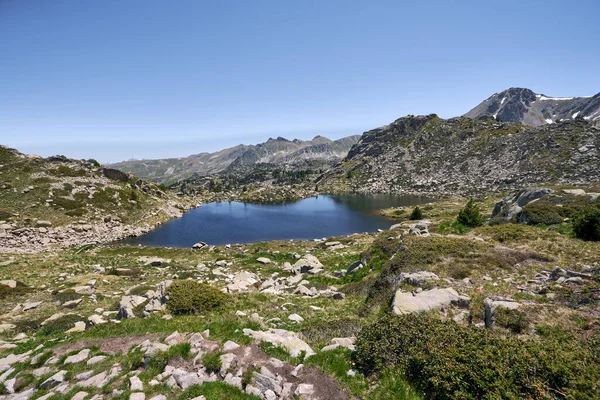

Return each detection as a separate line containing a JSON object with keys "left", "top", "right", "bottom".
{"left": 52, "top": 289, "right": 83, "bottom": 304}
{"left": 409, "top": 206, "right": 423, "bottom": 220}
{"left": 166, "top": 280, "right": 227, "bottom": 315}
{"left": 515, "top": 202, "right": 563, "bottom": 225}
{"left": 494, "top": 307, "right": 529, "bottom": 333}
{"left": 573, "top": 206, "right": 600, "bottom": 241}
{"left": 354, "top": 314, "right": 600, "bottom": 400}
{"left": 201, "top": 351, "right": 223, "bottom": 373}
{"left": 456, "top": 199, "right": 484, "bottom": 227}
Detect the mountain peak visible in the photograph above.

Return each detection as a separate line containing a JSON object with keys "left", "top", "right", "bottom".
{"left": 465, "top": 88, "right": 600, "bottom": 126}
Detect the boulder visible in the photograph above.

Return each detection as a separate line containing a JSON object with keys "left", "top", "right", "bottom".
{"left": 40, "top": 370, "right": 67, "bottom": 389}
{"left": 226, "top": 272, "right": 259, "bottom": 293}
{"left": 346, "top": 261, "right": 364, "bottom": 275}
{"left": 117, "top": 295, "right": 146, "bottom": 319}
{"left": 64, "top": 349, "right": 90, "bottom": 364}
{"left": 288, "top": 254, "right": 324, "bottom": 275}
{"left": 0, "top": 280, "right": 17, "bottom": 288}
{"left": 256, "top": 257, "right": 271, "bottom": 264}
{"left": 101, "top": 168, "right": 131, "bottom": 182}
{"left": 392, "top": 287, "right": 469, "bottom": 315}
{"left": 192, "top": 242, "right": 207, "bottom": 250}
{"left": 491, "top": 188, "right": 553, "bottom": 219}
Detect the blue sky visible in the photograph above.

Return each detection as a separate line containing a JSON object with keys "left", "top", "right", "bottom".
{"left": 1, "top": 0, "right": 598, "bottom": 163}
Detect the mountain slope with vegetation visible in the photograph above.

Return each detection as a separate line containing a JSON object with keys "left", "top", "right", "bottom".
{"left": 318, "top": 115, "right": 600, "bottom": 196}
{"left": 0, "top": 145, "right": 195, "bottom": 252}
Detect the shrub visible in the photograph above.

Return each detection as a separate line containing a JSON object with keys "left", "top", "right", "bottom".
{"left": 166, "top": 280, "right": 227, "bottom": 315}
{"left": 515, "top": 202, "right": 563, "bottom": 225}
{"left": 354, "top": 314, "right": 600, "bottom": 400}
{"left": 201, "top": 351, "right": 223, "bottom": 373}
{"left": 456, "top": 199, "right": 484, "bottom": 227}
{"left": 52, "top": 290, "right": 83, "bottom": 304}
{"left": 409, "top": 206, "right": 423, "bottom": 220}
{"left": 0, "top": 209, "right": 11, "bottom": 220}
{"left": 573, "top": 206, "right": 600, "bottom": 241}
{"left": 494, "top": 307, "right": 529, "bottom": 333}
{"left": 488, "top": 215, "right": 510, "bottom": 226}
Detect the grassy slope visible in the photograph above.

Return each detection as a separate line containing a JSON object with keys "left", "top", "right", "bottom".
{"left": 0, "top": 145, "right": 191, "bottom": 227}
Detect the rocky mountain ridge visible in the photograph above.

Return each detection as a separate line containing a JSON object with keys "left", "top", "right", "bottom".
{"left": 464, "top": 87, "right": 600, "bottom": 126}
{"left": 318, "top": 115, "right": 600, "bottom": 196}
{"left": 109, "top": 135, "right": 361, "bottom": 184}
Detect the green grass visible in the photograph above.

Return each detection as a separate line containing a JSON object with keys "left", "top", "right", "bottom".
{"left": 304, "top": 348, "right": 369, "bottom": 397}
{"left": 201, "top": 351, "right": 223, "bottom": 374}
{"left": 179, "top": 382, "right": 261, "bottom": 400}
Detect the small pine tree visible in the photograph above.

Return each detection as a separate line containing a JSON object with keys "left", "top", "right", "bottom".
{"left": 457, "top": 199, "right": 484, "bottom": 227}
{"left": 409, "top": 206, "right": 423, "bottom": 220}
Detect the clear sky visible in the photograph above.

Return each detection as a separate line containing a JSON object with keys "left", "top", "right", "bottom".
{"left": 1, "top": 0, "right": 599, "bottom": 163}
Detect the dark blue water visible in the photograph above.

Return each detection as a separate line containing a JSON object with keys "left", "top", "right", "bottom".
{"left": 127, "top": 194, "right": 432, "bottom": 247}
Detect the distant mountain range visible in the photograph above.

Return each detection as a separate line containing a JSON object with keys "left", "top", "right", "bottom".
{"left": 109, "top": 135, "right": 361, "bottom": 184}
{"left": 111, "top": 87, "right": 600, "bottom": 186}
{"left": 464, "top": 87, "right": 600, "bottom": 126}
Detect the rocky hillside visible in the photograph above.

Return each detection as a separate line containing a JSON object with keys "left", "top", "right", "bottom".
{"left": 109, "top": 135, "right": 360, "bottom": 184}
{"left": 317, "top": 115, "right": 600, "bottom": 196}
{"left": 0, "top": 145, "right": 195, "bottom": 253}
{"left": 464, "top": 87, "right": 600, "bottom": 126}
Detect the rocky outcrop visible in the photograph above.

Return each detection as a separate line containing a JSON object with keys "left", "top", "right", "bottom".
{"left": 101, "top": 168, "right": 131, "bottom": 182}
{"left": 491, "top": 188, "right": 554, "bottom": 218}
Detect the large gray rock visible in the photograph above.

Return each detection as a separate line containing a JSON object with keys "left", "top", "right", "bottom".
{"left": 346, "top": 261, "right": 364, "bottom": 275}
{"left": 226, "top": 272, "right": 259, "bottom": 293}
{"left": 102, "top": 168, "right": 131, "bottom": 182}
{"left": 117, "top": 295, "right": 146, "bottom": 319}
{"left": 392, "top": 287, "right": 469, "bottom": 315}
{"left": 287, "top": 254, "right": 324, "bottom": 275}
{"left": 491, "top": 188, "right": 554, "bottom": 218}
{"left": 64, "top": 349, "right": 90, "bottom": 364}
{"left": 40, "top": 370, "right": 67, "bottom": 389}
